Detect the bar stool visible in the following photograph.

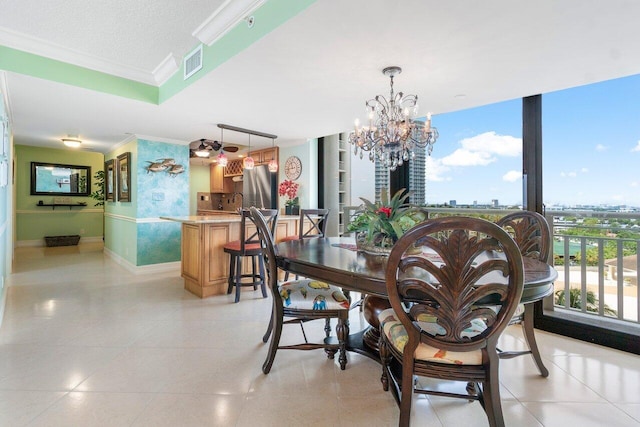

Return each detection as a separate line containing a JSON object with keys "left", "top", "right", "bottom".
{"left": 224, "top": 209, "right": 279, "bottom": 303}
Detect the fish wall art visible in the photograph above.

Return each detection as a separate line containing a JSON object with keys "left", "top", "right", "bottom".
{"left": 145, "top": 158, "right": 184, "bottom": 177}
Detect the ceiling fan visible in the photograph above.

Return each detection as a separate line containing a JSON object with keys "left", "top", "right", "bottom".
{"left": 189, "top": 139, "right": 239, "bottom": 158}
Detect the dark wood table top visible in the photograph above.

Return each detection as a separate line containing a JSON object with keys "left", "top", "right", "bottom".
{"left": 276, "top": 237, "right": 558, "bottom": 303}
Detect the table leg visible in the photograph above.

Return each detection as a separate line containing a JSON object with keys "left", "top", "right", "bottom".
{"left": 362, "top": 295, "right": 392, "bottom": 352}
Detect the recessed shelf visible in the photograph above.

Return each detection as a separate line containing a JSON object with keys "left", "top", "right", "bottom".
{"left": 36, "top": 203, "right": 87, "bottom": 210}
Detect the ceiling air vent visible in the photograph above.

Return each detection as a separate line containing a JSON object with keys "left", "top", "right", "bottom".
{"left": 184, "top": 45, "right": 203, "bottom": 80}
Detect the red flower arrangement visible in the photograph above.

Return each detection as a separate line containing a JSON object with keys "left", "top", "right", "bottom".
{"left": 278, "top": 179, "right": 300, "bottom": 206}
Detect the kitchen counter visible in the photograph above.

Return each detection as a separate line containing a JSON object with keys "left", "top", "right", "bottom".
{"left": 162, "top": 214, "right": 304, "bottom": 298}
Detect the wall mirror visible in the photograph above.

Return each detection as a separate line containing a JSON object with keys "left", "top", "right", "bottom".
{"left": 30, "top": 162, "right": 92, "bottom": 196}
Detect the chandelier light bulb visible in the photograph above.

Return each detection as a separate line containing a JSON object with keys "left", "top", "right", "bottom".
{"left": 348, "top": 66, "right": 438, "bottom": 171}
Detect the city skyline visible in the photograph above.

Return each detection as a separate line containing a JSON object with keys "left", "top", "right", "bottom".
{"left": 421, "top": 73, "right": 640, "bottom": 207}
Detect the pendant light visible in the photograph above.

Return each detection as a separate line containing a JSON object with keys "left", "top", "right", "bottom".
{"left": 216, "top": 128, "right": 228, "bottom": 166}
{"left": 268, "top": 137, "right": 278, "bottom": 173}
{"left": 243, "top": 134, "right": 255, "bottom": 170}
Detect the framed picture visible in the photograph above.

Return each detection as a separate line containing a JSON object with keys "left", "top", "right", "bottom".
{"left": 117, "top": 152, "right": 131, "bottom": 202}
{"left": 105, "top": 159, "right": 115, "bottom": 201}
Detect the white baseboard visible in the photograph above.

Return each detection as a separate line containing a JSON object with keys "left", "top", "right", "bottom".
{"left": 16, "top": 236, "right": 104, "bottom": 247}
{"left": 103, "top": 247, "right": 180, "bottom": 275}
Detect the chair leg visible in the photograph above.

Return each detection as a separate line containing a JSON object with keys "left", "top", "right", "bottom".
{"left": 227, "top": 255, "right": 235, "bottom": 294}
{"left": 324, "top": 318, "right": 331, "bottom": 338}
{"left": 481, "top": 364, "right": 505, "bottom": 427}
{"left": 262, "top": 308, "right": 283, "bottom": 374}
{"left": 263, "top": 306, "right": 274, "bottom": 343}
{"left": 379, "top": 336, "right": 391, "bottom": 391}
{"left": 251, "top": 256, "right": 258, "bottom": 290}
{"left": 336, "top": 315, "right": 349, "bottom": 370}
{"left": 399, "top": 355, "right": 415, "bottom": 427}
{"left": 258, "top": 254, "right": 267, "bottom": 298}
{"left": 234, "top": 256, "right": 243, "bottom": 303}
{"left": 522, "top": 303, "right": 549, "bottom": 377}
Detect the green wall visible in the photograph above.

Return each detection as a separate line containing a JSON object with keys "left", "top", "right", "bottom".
{"left": 14, "top": 145, "right": 104, "bottom": 243}
{"left": 189, "top": 163, "right": 210, "bottom": 214}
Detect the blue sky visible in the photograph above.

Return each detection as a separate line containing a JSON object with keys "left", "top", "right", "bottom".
{"left": 425, "top": 74, "right": 640, "bottom": 207}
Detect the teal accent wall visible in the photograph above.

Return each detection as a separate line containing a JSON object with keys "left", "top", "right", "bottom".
{"left": 14, "top": 145, "right": 104, "bottom": 242}
{"left": 137, "top": 139, "right": 189, "bottom": 217}
{"left": 104, "top": 138, "right": 189, "bottom": 266}
{"left": 0, "top": 89, "right": 10, "bottom": 315}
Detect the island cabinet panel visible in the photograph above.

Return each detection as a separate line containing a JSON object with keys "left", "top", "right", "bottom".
{"left": 181, "top": 224, "right": 202, "bottom": 284}
{"left": 170, "top": 215, "right": 301, "bottom": 298}
{"left": 204, "top": 223, "right": 232, "bottom": 284}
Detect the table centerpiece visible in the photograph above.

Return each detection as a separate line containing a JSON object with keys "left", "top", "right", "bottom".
{"left": 346, "top": 188, "right": 427, "bottom": 255}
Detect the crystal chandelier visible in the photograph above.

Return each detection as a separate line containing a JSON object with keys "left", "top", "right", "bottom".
{"left": 348, "top": 66, "right": 438, "bottom": 171}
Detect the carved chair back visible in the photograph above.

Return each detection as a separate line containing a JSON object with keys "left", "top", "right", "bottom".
{"left": 385, "top": 216, "right": 524, "bottom": 354}
{"left": 239, "top": 208, "right": 278, "bottom": 252}
{"left": 298, "top": 208, "right": 330, "bottom": 239}
{"left": 496, "top": 211, "right": 551, "bottom": 263}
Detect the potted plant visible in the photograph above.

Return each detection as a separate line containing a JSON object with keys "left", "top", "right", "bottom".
{"left": 90, "top": 170, "right": 105, "bottom": 207}
{"left": 347, "top": 188, "right": 427, "bottom": 254}
{"left": 279, "top": 179, "right": 300, "bottom": 215}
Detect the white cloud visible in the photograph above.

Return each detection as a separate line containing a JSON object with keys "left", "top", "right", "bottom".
{"left": 441, "top": 148, "right": 494, "bottom": 166}
{"left": 596, "top": 144, "right": 609, "bottom": 152}
{"left": 560, "top": 171, "right": 577, "bottom": 178}
{"left": 632, "top": 141, "right": 640, "bottom": 152}
{"left": 503, "top": 170, "right": 521, "bottom": 182}
{"left": 425, "top": 157, "right": 451, "bottom": 182}
{"left": 581, "top": 168, "right": 589, "bottom": 173}
{"left": 440, "top": 131, "right": 522, "bottom": 167}
{"left": 631, "top": 181, "right": 638, "bottom": 187}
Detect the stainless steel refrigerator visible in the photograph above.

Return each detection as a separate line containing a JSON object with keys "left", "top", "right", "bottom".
{"left": 242, "top": 164, "right": 277, "bottom": 209}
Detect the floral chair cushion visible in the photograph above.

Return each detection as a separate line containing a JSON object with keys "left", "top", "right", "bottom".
{"left": 278, "top": 280, "right": 350, "bottom": 311}
{"left": 378, "top": 308, "right": 487, "bottom": 365}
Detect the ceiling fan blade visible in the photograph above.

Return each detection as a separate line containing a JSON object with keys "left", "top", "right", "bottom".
{"left": 210, "top": 140, "right": 222, "bottom": 151}
{"left": 224, "top": 146, "right": 239, "bottom": 153}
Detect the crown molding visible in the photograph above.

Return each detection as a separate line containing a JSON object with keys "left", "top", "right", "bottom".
{"left": 152, "top": 53, "right": 180, "bottom": 85}
{"left": 134, "top": 134, "right": 189, "bottom": 146}
{"left": 0, "top": 27, "right": 158, "bottom": 85}
{"left": 192, "top": 0, "right": 266, "bottom": 45}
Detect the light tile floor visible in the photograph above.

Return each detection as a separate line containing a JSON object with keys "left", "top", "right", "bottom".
{"left": 1, "top": 243, "right": 639, "bottom": 426}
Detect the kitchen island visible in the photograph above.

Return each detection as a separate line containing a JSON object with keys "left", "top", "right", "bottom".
{"left": 161, "top": 214, "right": 302, "bottom": 298}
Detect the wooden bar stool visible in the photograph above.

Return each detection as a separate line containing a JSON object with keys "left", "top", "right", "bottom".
{"left": 224, "top": 209, "right": 278, "bottom": 303}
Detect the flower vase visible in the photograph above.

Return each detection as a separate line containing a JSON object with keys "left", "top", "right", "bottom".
{"left": 292, "top": 205, "right": 300, "bottom": 216}
{"left": 285, "top": 205, "right": 293, "bottom": 215}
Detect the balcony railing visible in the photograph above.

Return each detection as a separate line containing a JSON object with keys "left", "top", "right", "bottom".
{"left": 418, "top": 207, "right": 640, "bottom": 326}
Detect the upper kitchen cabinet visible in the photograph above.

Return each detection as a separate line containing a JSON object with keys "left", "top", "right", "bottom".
{"left": 223, "top": 147, "right": 279, "bottom": 177}
{"left": 211, "top": 164, "right": 232, "bottom": 193}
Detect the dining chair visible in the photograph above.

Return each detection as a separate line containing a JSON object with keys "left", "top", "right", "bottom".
{"left": 281, "top": 208, "right": 331, "bottom": 241}
{"left": 379, "top": 216, "right": 524, "bottom": 427}
{"left": 223, "top": 208, "right": 278, "bottom": 303}
{"left": 281, "top": 208, "right": 330, "bottom": 282}
{"left": 249, "top": 207, "right": 350, "bottom": 373}
{"left": 496, "top": 210, "right": 551, "bottom": 376}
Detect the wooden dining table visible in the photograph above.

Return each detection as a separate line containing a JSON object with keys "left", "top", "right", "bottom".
{"left": 276, "top": 236, "right": 559, "bottom": 360}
